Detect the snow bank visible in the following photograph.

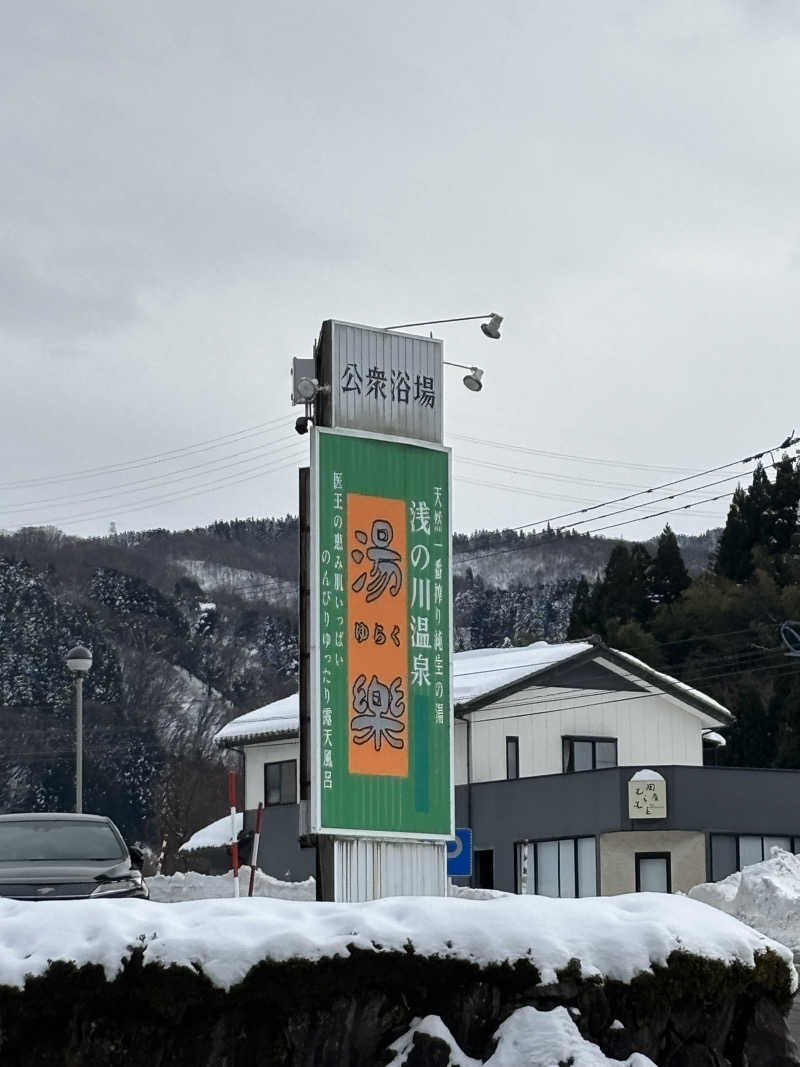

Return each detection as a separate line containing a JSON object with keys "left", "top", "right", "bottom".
{"left": 178, "top": 812, "right": 242, "bottom": 852}
{"left": 148, "top": 869, "right": 315, "bottom": 902}
{"left": 386, "top": 1006, "right": 657, "bottom": 1066}
{"left": 0, "top": 889, "right": 791, "bottom": 993}
{"left": 689, "top": 847, "right": 800, "bottom": 958}
{"left": 447, "top": 882, "right": 507, "bottom": 900}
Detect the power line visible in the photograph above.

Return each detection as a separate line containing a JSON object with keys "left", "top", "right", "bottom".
{"left": 456, "top": 642, "right": 783, "bottom": 683}
{"left": 455, "top": 431, "right": 795, "bottom": 550}
{"left": 6, "top": 447, "right": 308, "bottom": 531}
{"left": 502, "top": 441, "right": 795, "bottom": 535}
{"left": 459, "top": 659, "right": 800, "bottom": 726}
{"left": 454, "top": 481, "right": 749, "bottom": 567}
{"left": 448, "top": 433, "right": 702, "bottom": 474}
{"left": 452, "top": 643, "right": 781, "bottom": 686}
{"left": 455, "top": 455, "right": 657, "bottom": 493}
{"left": 469, "top": 462, "right": 777, "bottom": 527}
{"left": 454, "top": 475, "right": 725, "bottom": 521}
{"left": 0, "top": 414, "right": 293, "bottom": 491}
{"left": 454, "top": 649, "right": 786, "bottom": 716}
{"left": 0, "top": 433, "right": 303, "bottom": 515}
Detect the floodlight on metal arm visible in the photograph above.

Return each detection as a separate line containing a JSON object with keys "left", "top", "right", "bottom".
{"left": 291, "top": 356, "right": 331, "bottom": 433}
{"left": 383, "top": 313, "right": 503, "bottom": 339}
{"left": 443, "top": 360, "right": 484, "bottom": 392}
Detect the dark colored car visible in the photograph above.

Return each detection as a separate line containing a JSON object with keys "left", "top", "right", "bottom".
{"left": 0, "top": 812, "right": 148, "bottom": 900}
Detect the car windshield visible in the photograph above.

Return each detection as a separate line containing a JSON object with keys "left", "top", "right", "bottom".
{"left": 0, "top": 820, "right": 125, "bottom": 862}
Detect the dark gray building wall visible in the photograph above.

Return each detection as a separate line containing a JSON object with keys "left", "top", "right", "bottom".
{"left": 244, "top": 804, "right": 315, "bottom": 882}
{"left": 240, "top": 766, "right": 800, "bottom": 894}
{"left": 656, "top": 766, "right": 800, "bottom": 837}
{"left": 458, "top": 766, "right": 800, "bottom": 893}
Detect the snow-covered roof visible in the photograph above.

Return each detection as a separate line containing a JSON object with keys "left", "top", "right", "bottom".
{"left": 179, "top": 812, "right": 242, "bottom": 853}
{"left": 214, "top": 638, "right": 732, "bottom": 747}
{"left": 215, "top": 693, "right": 299, "bottom": 746}
{"left": 606, "top": 648, "right": 732, "bottom": 723}
{"left": 214, "top": 642, "right": 594, "bottom": 745}
{"left": 453, "top": 640, "right": 594, "bottom": 706}
{"left": 703, "top": 731, "right": 727, "bottom": 748}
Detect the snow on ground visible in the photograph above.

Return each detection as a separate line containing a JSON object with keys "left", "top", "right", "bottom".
{"left": 178, "top": 812, "right": 242, "bottom": 852}
{"left": 447, "top": 882, "right": 507, "bottom": 900}
{"left": 148, "top": 869, "right": 315, "bottom": 902}
{"left": 689, "top": 847, "right": 800, "bottom": 958}
{"left": 386, "top": 1007, "right": 656, "bottom": 1066}
{"left": 176, "top": 560, "right": 297, "bottom": 608}
{"left": 152, "top": 870, "right": 486, "bottom": 903}
{"left": 0, "top": 890, "right": 792, "bottom": 994}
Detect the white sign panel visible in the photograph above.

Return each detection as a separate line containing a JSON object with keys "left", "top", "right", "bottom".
{"left": 628, "top": 773, "right": 667, "bottom": 819}
{"left": 318, "top": 320, "right": 443, "bottom": 444}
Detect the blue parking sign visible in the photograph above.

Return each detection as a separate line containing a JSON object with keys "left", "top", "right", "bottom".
{"left": 447, "top": 828, "right": 472, "bottom": 877}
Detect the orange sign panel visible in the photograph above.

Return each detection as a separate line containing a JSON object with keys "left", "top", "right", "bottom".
{"left": 346, "top": 493, "right": 408, "bottom": 777}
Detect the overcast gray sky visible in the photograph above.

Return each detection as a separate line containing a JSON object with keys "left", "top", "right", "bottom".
{"left": 2, "top": 1, "right": 799, "bottom": 542}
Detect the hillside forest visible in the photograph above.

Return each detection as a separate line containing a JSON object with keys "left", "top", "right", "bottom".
{"left": 0, "top": 456, "right": 797, "bottom": 866}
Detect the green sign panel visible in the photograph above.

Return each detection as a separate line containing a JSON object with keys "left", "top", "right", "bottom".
{"left": 311, "top": 427, "right": 452, "bottom": 838}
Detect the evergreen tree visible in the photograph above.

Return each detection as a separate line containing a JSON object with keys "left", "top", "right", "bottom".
{"left": 595, "top": 543, "right": 652, "bottom": 627}
{"left": 651, "top": 525, "right": 690, "bottom": 605}
{"left": 715, "top": 487, "right": 753, "bottom": 582}
{"left": 628, "top": 544, "right": 654, "bottom": 624}
{"left": 743, "top": 464, "right": 772, "bottom": 548}
{"left": 722, "top": 682, "right": 776, "bottom": 768}
{"left": 764, "top": 457, "right": 800, "bottom": 554}
{"left": 597, "top": 545, "right": 632, "bottom": 623}
{"left": 761, "top": 457, "right": 800, "bottom": 586}
{"left": 604, "top": 620, "right": 665, "bottom": 670}
{"left": 772, "top": 672, "right": 800, "bottom": 768}
{"left": 567, "top": 576, "right": 593, "bottom": 639}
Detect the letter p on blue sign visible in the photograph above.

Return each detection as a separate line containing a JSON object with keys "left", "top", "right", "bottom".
{"left": 446, "top": 828, "right": 472, "bottom": 877}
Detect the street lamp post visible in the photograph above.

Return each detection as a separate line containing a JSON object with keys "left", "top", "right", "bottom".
{"left": 66, "top": 646, "right": 93, "bottom": 813}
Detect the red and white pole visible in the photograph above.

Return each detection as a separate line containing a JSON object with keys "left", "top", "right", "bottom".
{"left": 248, "top": 802, "right": 264, "bottom": 897}
{"left": 154, "top": 834, "right": 168, "bottom": 877}
{"left": 228, "top": 771, "right": 240, "bottom": 898}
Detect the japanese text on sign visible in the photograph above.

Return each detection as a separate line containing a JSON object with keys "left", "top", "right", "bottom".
{"left": 627, "top": 776, "right": 668, "bottom": 819}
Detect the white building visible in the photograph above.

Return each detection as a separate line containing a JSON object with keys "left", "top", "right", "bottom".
{"left": 209, "top": 637, "right": 800, "bottom": 898}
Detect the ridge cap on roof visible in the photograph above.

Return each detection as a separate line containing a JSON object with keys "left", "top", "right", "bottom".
{"left": 599, "top": 646, "right": 732, "bottom": 722}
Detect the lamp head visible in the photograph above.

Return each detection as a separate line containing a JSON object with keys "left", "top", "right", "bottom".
{"left": 295, "top": 376, "right": 318, "bottom": 402}
{"left": 66, "top": 645, "right": 93, "bottom": 675}
{"left": 480, "top": 313, "right": 503, "bottom": 340}
{"left": 463, "top": 367, "right": 484, "bottom": 392}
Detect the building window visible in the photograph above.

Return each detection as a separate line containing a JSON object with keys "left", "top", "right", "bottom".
{"left": 474, "top": 849, "right": 494, "bottom": 890}
{"left": 264, "top": 759, "right": 297, "bottom": 806}
{"left": 506, "top": 736, "right": 519, "bottom": 780}
{"left": 516, "top": 837, "right": 597, "bottom": 898}
{"left": 710, "top": 833, "right": 795, "bottom": 881}
{"left": 562, "top": 737, "right": 617, "bottom": 773}
{"left": 635, "top": 852, "right": 671, "bottom": 893}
